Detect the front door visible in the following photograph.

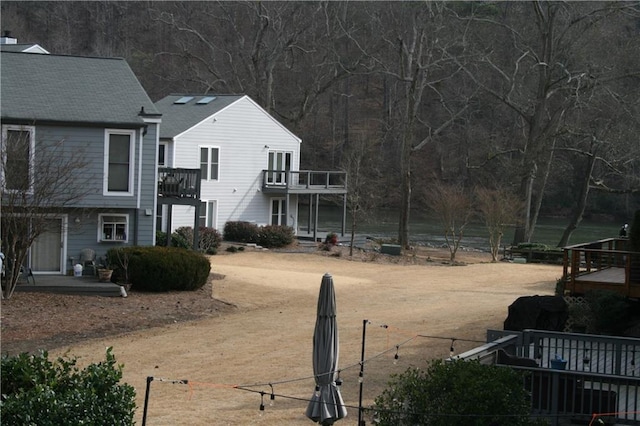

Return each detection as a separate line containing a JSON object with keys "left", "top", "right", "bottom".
{"left": 30, "top": 218, "right": 64, "bottom": 274}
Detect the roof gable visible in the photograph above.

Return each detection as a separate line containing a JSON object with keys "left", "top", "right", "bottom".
{"left": 154, "top": 94, "right": 300, "bottom": 143}
{"left": 1, "top": 51, "right": 159, "bottom": 126}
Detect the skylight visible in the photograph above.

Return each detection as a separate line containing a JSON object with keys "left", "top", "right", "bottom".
{"left": 197, "top": 96, "right": 217, "bottom": 105}
{"left": 174, "top": 96, "right": 194, "bottom": 104}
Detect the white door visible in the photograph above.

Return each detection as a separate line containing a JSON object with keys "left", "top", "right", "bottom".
{"left": 267, "top": 151, "right": 292, "bottom": 185}
{"left": 30, "top": 218, "right": 63, "bottom": 273}
{"left": 271, "top": 198, "right": 286, "bottom": 226}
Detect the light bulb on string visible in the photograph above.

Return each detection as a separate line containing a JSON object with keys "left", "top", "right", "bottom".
{"left": 582, "top": 349, "right": 590, "bottom": 366}
{"left": 449, "top": 339, "right": 456, "bottom": 357}
{"left": 393, "top": 345, "right": 399, "bottom": 365}
{"left": 335, "top": 370, "right": 343, "bottom": 387}
{"left": 314, "top": 384, "right": 321, "bottom": 397}
{"left": 269, "top": 383, "right": 275, "bottom": 406}
{"left": 358, "top": 371, "right": 364, "bottom": 384}
{"left": 259, "top": 391, "right": 265, "bottom": 415}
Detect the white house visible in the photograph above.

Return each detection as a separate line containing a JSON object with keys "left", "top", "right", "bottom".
{"left": 154, "top": 94, "right": 305, "bottom": 235}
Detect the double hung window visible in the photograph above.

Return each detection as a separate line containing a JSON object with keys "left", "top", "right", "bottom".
{"left": 104, "top": 129, "right": 135, "bottom": 195}
{"left": 2, "top": 125, "right": 34, "bottom": 192}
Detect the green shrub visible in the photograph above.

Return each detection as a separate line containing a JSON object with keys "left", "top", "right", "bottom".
{"left": 155, "top": 230, "right": 190, "bottom": 249}
{"left": 257, "top": 225, "right": 295, "bottom": 248}
{"left": 223, "top": 221, "right": 259, "bottom": 243}
{"left": 585, "top": 289, "right": 631, "bottom": 335}
{"left": 171, "top": 227, "right": 193, "bottom": 249}
{"left": 110, "top": 246, "right": 210, "bottom": 292}
{"left": 157, "top": 227, "right": 222, "bottom": 253}
{"left": 372, "top": 359, "right": 542, "bottom": 426}
{"left": 1, "top": 347, "right": 135, "bottom": 425}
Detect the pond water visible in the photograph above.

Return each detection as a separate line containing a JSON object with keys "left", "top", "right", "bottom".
{"left": 298, "top": 206, "right": 622, "bottom": 250}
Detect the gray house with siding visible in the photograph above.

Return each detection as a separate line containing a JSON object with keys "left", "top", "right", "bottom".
{"left": 1, "top": 50, "right": 161, "bottom": 275}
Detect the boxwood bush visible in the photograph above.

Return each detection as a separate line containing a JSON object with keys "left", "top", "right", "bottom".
{"left": 155, "top": 227, "right": 222, "bottom": 253}
{"left": 223, "top": 221, "right": 259, "bottom": 243}
{"left": 107, "top": 246, "right": 211, "bottom": 292}
{"left": 1, "top": 348, "right": 135, "bottom": 425}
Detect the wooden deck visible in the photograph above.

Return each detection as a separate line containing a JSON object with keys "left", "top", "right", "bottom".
{"left": 563, "top": 238, "right": 640, "bottom": 298}
{"left": 12, "top": 274, "right": 123, "bottom": 297}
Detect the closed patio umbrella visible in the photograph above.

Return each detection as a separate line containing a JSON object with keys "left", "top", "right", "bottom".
{"left": 305, "top": 273, "right": 347, "bottom": 425}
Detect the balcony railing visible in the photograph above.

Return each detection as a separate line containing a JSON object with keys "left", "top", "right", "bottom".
{"left": 261, "top": 170, "right": 347, "bottom": 193}
{"left": 456, "top": 329, "right": 640, "bottom": 425}
{"left": 158, "top": 167, "right": 201, "bottom": 199}
{"left": 562, "top": 238, "right": 640, "bottom": 298}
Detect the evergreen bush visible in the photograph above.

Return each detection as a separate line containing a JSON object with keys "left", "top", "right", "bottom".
{"left": 1, "top": 348, "right": 135, "bottom": 425}
{"left": 109, "top": 246, "right": 210, "bottom": 292}
{"left": 372, "top": 359, "right": 542, "bottom": 426}
{"left": 223, "top": 221, "right": 260, "bottom": 243}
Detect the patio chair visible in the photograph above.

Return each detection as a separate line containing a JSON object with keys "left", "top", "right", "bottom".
{"left": 79, "top": 248, "right": 97, "bottom": 276}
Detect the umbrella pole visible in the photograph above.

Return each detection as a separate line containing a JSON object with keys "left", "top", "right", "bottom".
{"left": 358, "top": 319, "right": 368, "bottom": 426}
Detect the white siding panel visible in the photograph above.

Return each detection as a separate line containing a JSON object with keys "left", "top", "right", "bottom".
{"left": 169, "top": 97, "right": 301, "bottom": 233}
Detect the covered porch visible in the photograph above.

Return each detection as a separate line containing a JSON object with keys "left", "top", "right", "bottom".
{"left": 261, "top": 169, "right": 348, "bottom": 241}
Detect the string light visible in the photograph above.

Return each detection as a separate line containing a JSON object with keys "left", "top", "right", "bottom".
{"left": 314, "top": 384, "right": 321, "bottom": 397}
{"left": 394, "top": 345, "right": 399, "bottom": 365}
{"left": 358, "top": 370, "right": 363, "bottom": 384}
{"left": 269, "top": 383, "right": 275, "bottom": 406}
{"left": 335, "top": 370, "right": 342, "bottom": 387}
{"left": 450, "top": 339, "right": 456, "bottom": 357}
{"left": 259, "top": 391, "right": 265, "bottom": 413}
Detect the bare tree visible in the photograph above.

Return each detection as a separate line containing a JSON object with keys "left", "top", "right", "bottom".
{"left": 341, "top": 133, "right": 381, "bottom": 256}
{"left": 475, "top": 187, "right": 523, "bottom": 262}
{"left": 1, "top": 131, "right": 89, "bottom": 299}
{"left": 460, "top": 1, "right": 640, "bottom": 243}
{"left": 351, "top": 2, "right": 471, "bottom": 248}
{"left": 424, "top": 181, "right": 472, "bottom": 262}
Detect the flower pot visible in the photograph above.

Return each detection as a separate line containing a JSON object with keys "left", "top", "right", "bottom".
{"left": 98, "top": 269, "right": 113, "bottom": 282}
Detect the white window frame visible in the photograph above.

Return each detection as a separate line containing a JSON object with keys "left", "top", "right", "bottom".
{"left": 103, "top": 129, "right": 135, "bottom": 196}
{"left": 199, "top": 146, "right": 220, "bottom": 181}
{"left": 267, "top": 151, "right": 292, "bottom": 185}
{"left": 98, "top": 213, "right": 129, "bottom": 243}
{"left": 158, "top": 142, "right": 168, "bottom": 167}
{"left": 1, "top": 124, "right": 35, "bottom": 193}
{"left": 270, "top": 197, "right": 287, "bottom": 226}
{"left": 198, "top": 200, "right": 218, "bottom": 228}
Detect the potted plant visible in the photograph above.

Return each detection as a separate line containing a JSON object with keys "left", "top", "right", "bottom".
{"left": 97, "top": 267, "right": 113, "bottom": 282}
{"left": 97, "top": 256, "right": 114, "bottom": 283}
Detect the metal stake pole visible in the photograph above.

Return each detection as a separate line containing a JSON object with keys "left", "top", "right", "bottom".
{"left": 142, "top": 376, "right": 153, "bottom": 426}
{"left": 358, "top": 319, "right": 368, "bottom": 426}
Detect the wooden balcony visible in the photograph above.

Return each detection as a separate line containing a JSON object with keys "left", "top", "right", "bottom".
{"left": 261, "top": 170, "right": 347, "bottom": 195}
{"left": 157, "top": 167, "right": 201, "bottom": 206}
{"left": 457, "top": 329, "right": 640, "bottom": 425}
{"left": 562, "top": 238, "right": 640, "bottom": 298}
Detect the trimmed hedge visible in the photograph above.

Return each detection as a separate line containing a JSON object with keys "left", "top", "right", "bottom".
{"left": 257, "top": 225, "right": 295, "bottom": 248}
{"left": 107, "top": 246, "right": 210, "bottom": 292}
{"left": 223, "top": 221, "right": 259, "bottom": 243}
{"left": 1, "top": 348, "right": 135, "bottom": 425}
{"left": 224, "top": 222, "right": 294, "bottom": 248}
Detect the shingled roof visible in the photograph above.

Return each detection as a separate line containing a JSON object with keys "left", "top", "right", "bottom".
{"left": 154, "top": 94, "right": 244, "bottom": 139}
{"left": 1, "top": 51, "right": 159, "bottom": 127}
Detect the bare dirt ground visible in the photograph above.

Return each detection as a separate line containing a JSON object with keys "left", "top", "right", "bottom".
{"left": 1, "top": 244, "right": 562, "bottom": 425}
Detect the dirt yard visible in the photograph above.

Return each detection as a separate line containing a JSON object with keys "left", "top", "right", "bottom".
{"left": 1, "top": 246, "right": 562, "bottom": 425}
